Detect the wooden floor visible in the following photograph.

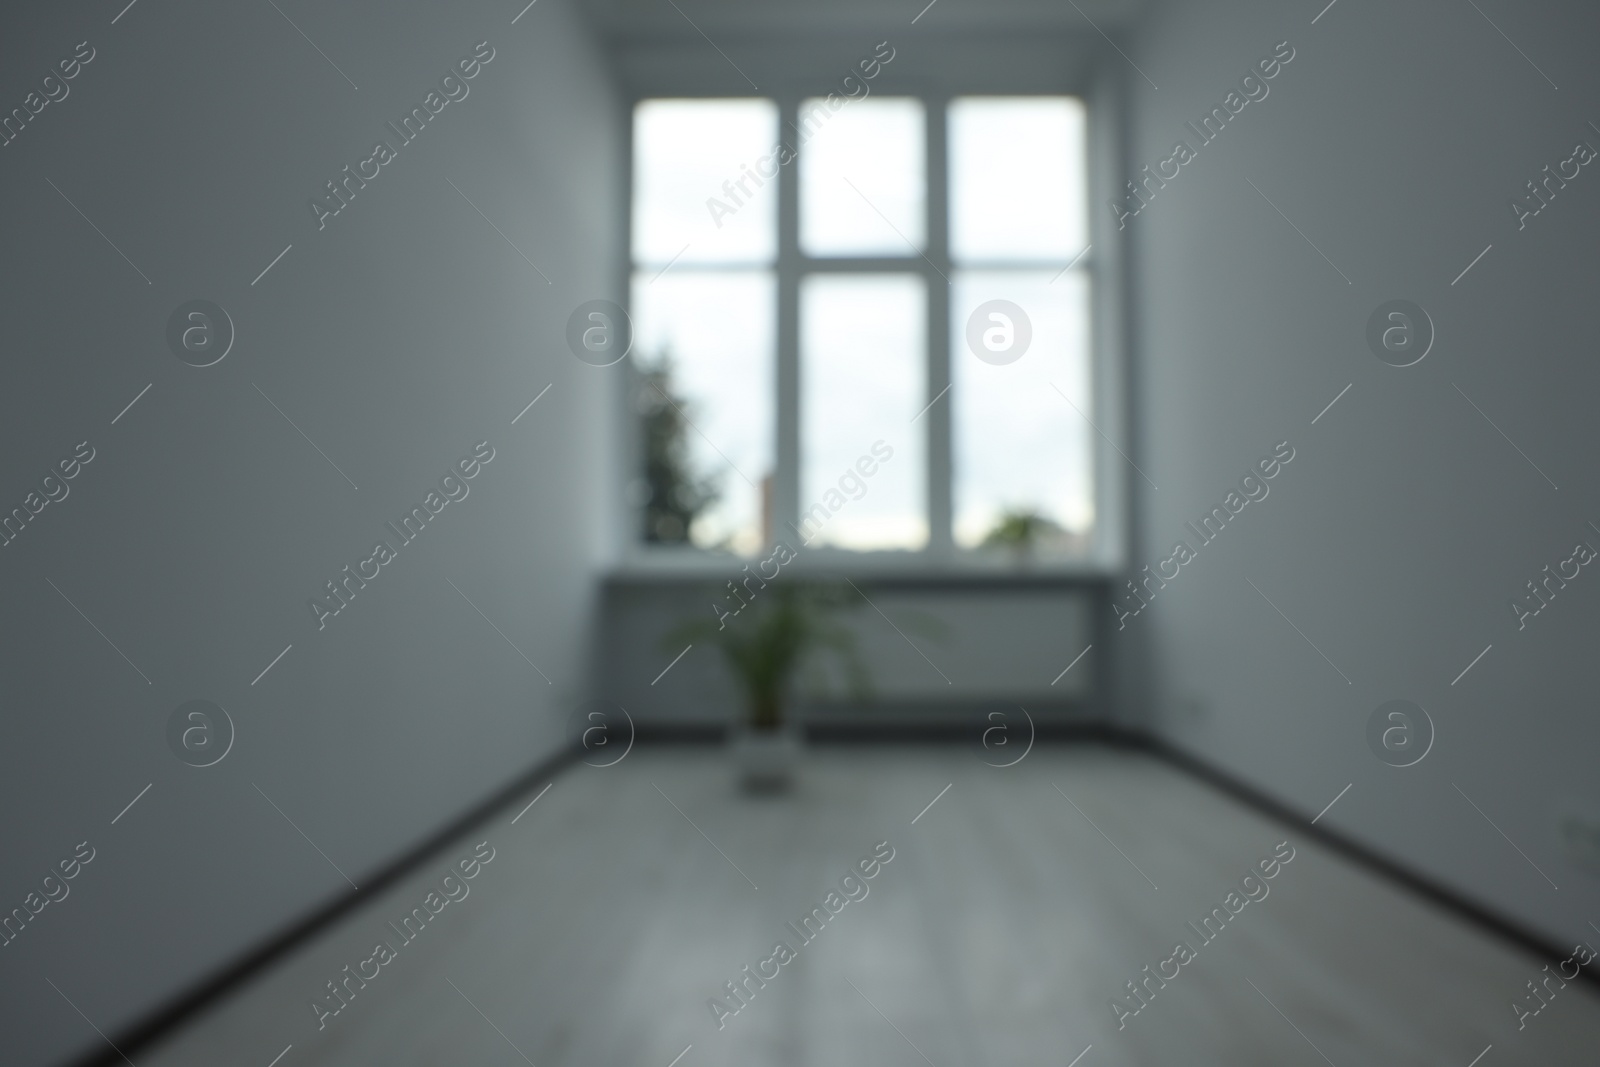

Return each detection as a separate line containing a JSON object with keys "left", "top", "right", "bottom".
{"left": 142, "top": 746, "right": 1598, "bottom": 1067}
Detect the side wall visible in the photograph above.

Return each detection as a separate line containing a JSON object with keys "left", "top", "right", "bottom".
{"left": 0, "top": 3, "right": 620, "bottom": 1065}
{"left": 1120, "top": 0, "right": 1600, "bottom": 945}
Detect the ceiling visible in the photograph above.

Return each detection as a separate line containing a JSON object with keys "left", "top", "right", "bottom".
{"left": 578, "top": 0, "right": 1154, "bottom": 41}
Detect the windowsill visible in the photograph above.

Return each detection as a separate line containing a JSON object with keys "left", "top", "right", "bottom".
{"left": 605, "top": 546, "right": 1115, "bottom": 586}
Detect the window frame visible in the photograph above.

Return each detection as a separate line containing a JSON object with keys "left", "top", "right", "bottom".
{"left": 616, "top": 68, "right": 1127, "bottom": 579}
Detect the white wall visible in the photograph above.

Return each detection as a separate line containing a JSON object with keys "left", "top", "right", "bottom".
{"left": 0, "top": 3, "right": 619, "bottom": 1065}
{"left": 1120, "top": 0, "right": 1600, "bottom": 946}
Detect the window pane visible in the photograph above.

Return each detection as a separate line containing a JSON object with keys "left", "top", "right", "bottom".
{"left": 949, "top": 97, "right": 1086, "bottom": 262}
{"left": 631, "top": 271, "right": 774, "bottom": 555}
{"left": 633, "top": 99, "right": 777, "bottom": 265}
{"left": 952, "top": 270, "right": 1092, "bottom": 552}
{"left": 800, "top": 274, "right": 926, "bottom": 550}
{"left": 800, "top": 98, "right": 925, "bottom": 256}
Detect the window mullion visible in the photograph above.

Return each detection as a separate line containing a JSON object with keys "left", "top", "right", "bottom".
{"left": 774, "top": 94, "right": 802, "bottom": 550}
{"left": 925, "top": 94, "right": 954, "bottom": 559}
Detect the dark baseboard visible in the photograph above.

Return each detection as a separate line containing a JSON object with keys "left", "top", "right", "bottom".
{"left": 1134, "top": 730, "right": 1600, "bottom": 993}
{"left": 633, "top": 722, "right": 726, "bottom": 744}
{"left": 74, "top": 725, "right": 1595, "bottom": 1065}
{"left": 803, "top": 719, "right": 1124, "bottom": 744}
{"left": 637, "top": 717, "right": 1118, "bottom": 745}
{"left": 71, "top": 741, "right": 581, "bottom": 1067}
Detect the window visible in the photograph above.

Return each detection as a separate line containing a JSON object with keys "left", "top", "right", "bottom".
{"left": 800, "top": 97, "right": 925, "bottom": 256}
{"left": 949, "top": 98, "right": 1092, "bottom": 554}
{"left": 800, "top": 273, "right": 926, "bottom": 550}
{"left": 629, "top": 94, "right": 1094, "bottom": 562}
{"left": 630, "top": 99, "right": 776, "bottom": 555}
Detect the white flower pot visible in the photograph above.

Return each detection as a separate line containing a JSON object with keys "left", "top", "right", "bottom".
{"left": 730, "top": 722, "right": 802, "bottom": 792}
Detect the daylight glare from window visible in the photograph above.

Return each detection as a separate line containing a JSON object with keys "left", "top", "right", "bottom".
{"left": 631, "top": 99, "right": 777, "bottom": 554}
{"left": 950, "top": 96, "right": 1093, "bottom": 551}
{"left": 630, "top": 93, "right": 1094, "bottom": 559}
{"left": 800, "top": 274, "right": 927, "bottom": 550}
{"left": 800, "top": 97, "right": 925, "bottom": 256}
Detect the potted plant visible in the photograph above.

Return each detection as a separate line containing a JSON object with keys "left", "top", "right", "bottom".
{"left": 982, "top": 507, "right": 1065, "bottom": 566}
{"left": 670, "top": 581, "right": 868, "bottom": 791}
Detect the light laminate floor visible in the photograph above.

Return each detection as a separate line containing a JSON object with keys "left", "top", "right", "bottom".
{"left": 141, "top": 746, "right": 1599, "bottom": 1067}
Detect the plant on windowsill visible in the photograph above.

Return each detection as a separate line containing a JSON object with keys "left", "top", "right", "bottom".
{"left": 637, "top": 351, "right": 721, "bottom": 545}
{"left": 981, "top": 507, "right": 1065, "bottom": 566}
{"left": 668, "top": 582, "right": 869, "bottom": 792}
